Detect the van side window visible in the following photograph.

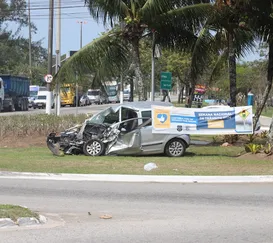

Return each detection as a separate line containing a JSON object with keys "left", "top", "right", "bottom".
{"left": 141, "top": 111, "right": 152, "bottom": 126}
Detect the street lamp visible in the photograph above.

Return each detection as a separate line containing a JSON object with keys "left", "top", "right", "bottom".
{"left": 77, "top": 21, "right": 87, "bottom": 49}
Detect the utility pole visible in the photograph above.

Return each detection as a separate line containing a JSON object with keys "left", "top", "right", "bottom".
{"left": 119, "top": 21, "right": 125, "bottom": 104}
{"left": 120, "top": 73, "right": 124, "bottom": 104}
{"left": 150, "top": 31, "right": 156, "bottom": 101}
{"left": 74, "top": 21, "right": 87, "bottom": 116}
{"left": 46, "top": 0, "right": 54, "bottom": 115}
{"left": 28, "top": 0, "right": 32, "bottom": 83}
{"left": 55, "top": 0, "right": 61, "bottom": 116}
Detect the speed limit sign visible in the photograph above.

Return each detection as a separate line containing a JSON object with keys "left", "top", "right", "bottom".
{"left": 44, "top": 74, "right": 53, "bottom": 83}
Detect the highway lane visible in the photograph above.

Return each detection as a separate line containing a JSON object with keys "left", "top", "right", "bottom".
{"left": 0, "top": 103, "right": 116, "bottom": 116}
{"left": 1, "top": 179, "right": 273, "bottom": 243}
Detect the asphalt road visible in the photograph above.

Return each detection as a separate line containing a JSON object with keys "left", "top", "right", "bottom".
{"left": 0, "top": 99, "right": 271, "bottom": 129}
{"left": 1, "top": 179, "right": 273, "bottom": 243}
{"left": 0, "top": 103, "right": 114, "bottom": 117}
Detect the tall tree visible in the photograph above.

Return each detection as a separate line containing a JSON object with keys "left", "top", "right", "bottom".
{"left": 57, "top": 0, "right": 212, "bottom": 101}
{"left": 0, "top": 0, "right": 47, "bottom": 83}
{"left": 193, "top": 0, "right": 255, "bottom": 107}
{"left": 243, "top": 0, "right": 273, "bottom": 136}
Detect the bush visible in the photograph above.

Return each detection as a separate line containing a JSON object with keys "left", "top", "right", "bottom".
{"left": 0, "top": 114, "right": 87, "bottom": 138}
{"left": 223, "top": 135, "right": 239, "bottom": 144}
{"left": 245, "top": 143, "right": 263, "bottom": 154}
{"left": 263, "top": 143, "right": 273, "bottom": 155}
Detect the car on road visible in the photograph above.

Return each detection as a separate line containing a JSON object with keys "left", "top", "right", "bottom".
{"left": 123, "top": 89, "right": 130, "bottom": 101}
{"left": 47, "top": 101, "right": 191, "bottom": 157}
{"left": 80, "top": 94, "right": 90, "bottom": 106}
{"left": 28, "top": 96, "right": 38, "bottom": 109}
{"left": 34, "top": 94, "right": 47, "bottom": 109}
{"left": 34, "top": 92, "right": 54, "bottom": 109}
{"left": 87, "top": 89, "right": 108, "bottom": 105}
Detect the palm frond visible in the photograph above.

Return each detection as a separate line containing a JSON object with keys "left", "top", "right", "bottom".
{"left": 209, "top": 49, "right": 228, "bottom": 84}
{"left": 149, "top": 3, "right": 213, "bottom": 51}
{"left": 85, "top": 0, "right": 130, "bottom": 25}
{"left": 140, "top": 0, "right": 176, "bottom": 18}
{"left": 189, "top": 27, "right": 215, "bottom": 81}
{"left": 56, "top": 31, "right": 129, "bottom": 85}
{"left": 233, "top": 28, "right": 256, "bottom": 58}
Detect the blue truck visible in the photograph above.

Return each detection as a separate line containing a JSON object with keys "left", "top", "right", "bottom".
{"left": 0, "top": 75, "right": 30, "bottom": 112}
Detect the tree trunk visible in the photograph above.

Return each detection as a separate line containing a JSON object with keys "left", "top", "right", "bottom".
{"left": 228, "top": 32, "right": 237, "bottom": 107}
{"left": 181, "top": 86, "right": 184, "bottom": 103}
{"left": 130, "top": 77, "right": 134, "bottom": 102}
{"left": 254, "top": 41, "right": 273, "bottom": 139}
{"left": 131, "top": 39, "right": 145, "bottom": 101}
{"left": 187, "top": 82, "right": 195, "bottom": 108}
{"left": 178, "top": 86, "right": 184, "bottom": 104}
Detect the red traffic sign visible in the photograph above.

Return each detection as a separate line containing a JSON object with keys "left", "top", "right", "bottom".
{"left": 44, "top": 74, "right": 53, "bottom": 83}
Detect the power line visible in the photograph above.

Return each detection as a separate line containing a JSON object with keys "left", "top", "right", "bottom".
{"left": 21, "top": 12, "right": 91, "bottom": 17}
{"left": 1, "top": 5, "right": 87, "bottom": 12}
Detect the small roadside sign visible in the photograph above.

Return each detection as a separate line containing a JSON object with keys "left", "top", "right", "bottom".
{"left": 44, "top": 74, "right": 53, "bottom": 83}
{"left": 160, "top": 72, "right": 172, "bottom": 90}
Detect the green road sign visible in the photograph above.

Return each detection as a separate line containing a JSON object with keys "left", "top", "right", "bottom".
{"left": 160, "top": 72, "right": 172, "bottom": 90}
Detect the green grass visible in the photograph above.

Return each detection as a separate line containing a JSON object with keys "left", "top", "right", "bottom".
{"left": 1, "top": 146, "right": 272, "bottom": 175}
{"left": 0, "top": 205, "right": 38, "bottom": 221}
{"left": 260, "top": 107, "right": 273, "bottom": 118}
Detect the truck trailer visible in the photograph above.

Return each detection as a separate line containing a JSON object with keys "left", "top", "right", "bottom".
{"left": 0, "top": 75, "right": 30, "bottom": 112}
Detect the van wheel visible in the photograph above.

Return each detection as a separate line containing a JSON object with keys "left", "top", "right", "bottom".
{"left": 164, "top": 138, "right": 186, "bottom": 157}
{"left": 83, "top": 139, "right": 105, "bottom": 156}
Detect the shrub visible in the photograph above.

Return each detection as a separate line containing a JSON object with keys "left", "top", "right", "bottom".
{"left": 263, "top": 143, "right": 273, "bottom": 155}
{"left": 0, "top": 114, "right": 87, "bottom": 138}
{"left": 223, "top": 135, "right": 239, "bottom": 144}
{"left": 260, "top": 131, "right": 268, "bottom": 139}
{"left": 245, "top": 143, "right": 263, "bottom": 154}
{"left": 247, "top": 133, "right": 258, "bottom": 143}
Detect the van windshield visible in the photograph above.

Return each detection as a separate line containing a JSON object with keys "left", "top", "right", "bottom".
{"left": 29, "top": 91, "right": 38, "bottom": 97}
{"left": 88, "top": 91, "right": 99, "bottom": 96}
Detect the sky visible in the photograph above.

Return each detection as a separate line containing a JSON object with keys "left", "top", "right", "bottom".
{"left": 8, "top": 0, "right": 261, "bottom": 62}
{"left": 10, "top": 0, "right": 105, "bottom": 57}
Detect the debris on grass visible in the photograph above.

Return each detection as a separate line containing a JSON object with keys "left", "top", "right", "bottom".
{"left": 144, "top": 163, "right": 158, "bottom": 171}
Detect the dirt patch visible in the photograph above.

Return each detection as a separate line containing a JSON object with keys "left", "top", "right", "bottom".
{"left": 0, "top": 135, "right": 46, "bottom": 148}
{"left": 238, "top": 152, "right": 273, "bottom": 161}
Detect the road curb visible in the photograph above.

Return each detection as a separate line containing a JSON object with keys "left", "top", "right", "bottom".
{"left": 0, "top": 215, "right": 47, "bottom": 229}
{"left": 1, "top": 171, "right": 273, "bottom": 183}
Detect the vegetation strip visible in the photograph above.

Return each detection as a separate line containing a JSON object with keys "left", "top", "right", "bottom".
{"left": 1, "top": 146, "right": 273, "bottom": 176}
{"left": 0, "top": 205, "right": 38, "bottom": 222}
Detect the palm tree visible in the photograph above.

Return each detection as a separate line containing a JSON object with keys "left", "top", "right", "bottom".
{"left": 57, "top": 0, "right": 212, "bottom": 101}
{"left": 244, "top": 0, "right": 273, "bottom": 144}
{"left": 193, "top": 0, "right": 255, "bottom": 108}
